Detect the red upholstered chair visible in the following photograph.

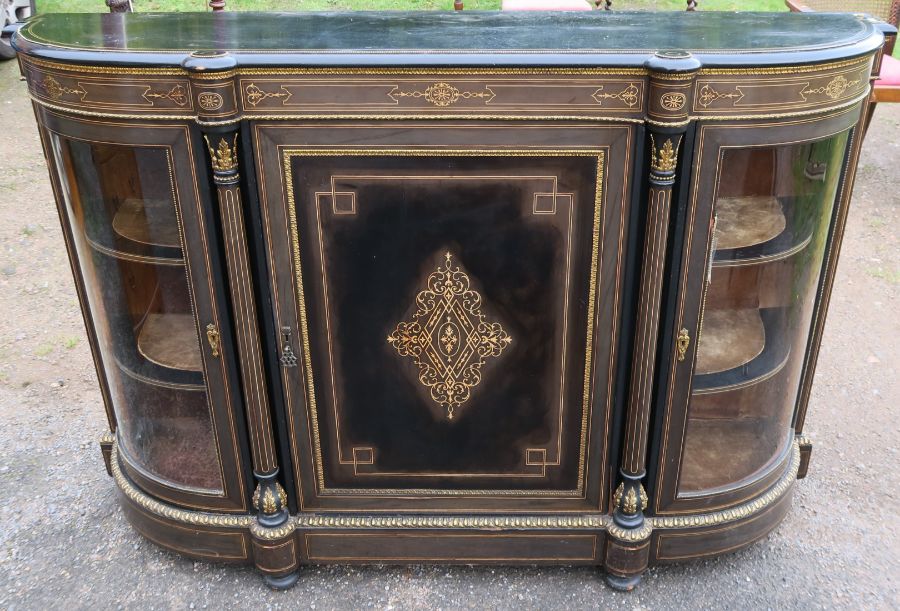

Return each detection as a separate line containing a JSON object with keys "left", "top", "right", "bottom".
{"left": 501, "top": 0, "right": 592, "bottom": 10}
{"left": 501, "top": 0, "right": 593, "bottom": 10}
{"left": 786, "top": 0, "right": 900, "bottom": 131}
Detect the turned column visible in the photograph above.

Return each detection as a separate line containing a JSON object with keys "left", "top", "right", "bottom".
{"left": 183, "top": 52, "right": 299, "bottom": 590}
{"left": 606, "top": 52, "right": 700, "bottom": 591}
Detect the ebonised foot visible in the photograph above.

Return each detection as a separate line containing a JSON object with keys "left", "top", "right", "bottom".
{"left": 605, "top": 571, "right": 643, "bottom": 591}
{"left": 263, "top": 570, "right": 300, "bottom": 590}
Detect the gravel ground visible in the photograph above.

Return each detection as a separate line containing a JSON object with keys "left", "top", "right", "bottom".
{"left": 0, "top": 55, "right": 898, "bottom": 610}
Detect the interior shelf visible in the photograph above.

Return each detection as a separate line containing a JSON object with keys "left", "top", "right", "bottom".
{"left": 695, "top": 309, "right": 766, "bottom": 375}
{"left": 137, "top": 313, "right": 203, "bottom": 372}
{"left": 712, "top": 196, "right": 814, "bottom": 267}
{"left": 693, "top": 307, "right": 791, "bottom": 394}
{"left": 679, "top": 418, "right": 786, "bottom": 493}
{"left": 86, "top": 233, "right": 184, "bottom": 265}
{"left": 112, "top": 198, "right": 182, "bottom": 249}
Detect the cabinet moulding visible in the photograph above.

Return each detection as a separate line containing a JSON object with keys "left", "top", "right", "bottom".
{"left": 109, "top": 438, "right": 800, "bottom": 535}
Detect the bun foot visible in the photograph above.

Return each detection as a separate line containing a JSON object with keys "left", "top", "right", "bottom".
{"left": 605, "top": 571, "right": 643, "bottom": 591}
{"left": 263, "top": 570, "right": 300, "bottom": 590}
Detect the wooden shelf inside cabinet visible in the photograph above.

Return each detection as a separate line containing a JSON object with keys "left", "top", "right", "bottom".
{"left": 137, "top": 313, "right": 203, "bottom": 372}
{"left": 112, "top": 198, "right": 182, "bottom": 249}
{"left": 86, "top": 234, "right": 185, "bottom": 266}
{"left": 679, "top": 418, "right": 787, "bottom": 494}
{"left": 116, "top": 353, "right": 205, "bottom": 391}
{"left": 713, "top": 196, "right": 814, "bottom": 267}
{"left": 693, "top": 308, "right": 790, "bottom": 395}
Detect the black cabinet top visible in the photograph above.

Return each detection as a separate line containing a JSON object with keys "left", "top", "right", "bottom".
{"left": 13, "top": 11, "right": 885, "bottom": 68}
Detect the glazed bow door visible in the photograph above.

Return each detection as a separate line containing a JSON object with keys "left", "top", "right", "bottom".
{"left": 652, "top": 107, "right": 861, "bottom": 516}
{"left": 37, "top": 110, "right": 251, "bottom": 512}
{"left": 253, "top": 121, "right": 634, "bottom": 512}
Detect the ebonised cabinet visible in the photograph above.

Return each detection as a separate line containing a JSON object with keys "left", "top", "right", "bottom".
{"left": 13, "top": 10, "right": 892, "bottom": 590}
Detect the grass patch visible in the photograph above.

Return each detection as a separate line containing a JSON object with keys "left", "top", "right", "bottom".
{"left": 62, "top": 336, "right": 80, "bottom": 350}
{"left": 867, "top": 267, "right": 900, "bottom": 284}
{"left": 868, "top": 216, "right": 886, "bottom": 229}
{"left": 34, "top": 342, "right": 54, "bottom": 357}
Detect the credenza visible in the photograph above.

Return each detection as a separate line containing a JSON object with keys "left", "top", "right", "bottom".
{"left": 12, "top": 10, "right": 893, "bottom": 589}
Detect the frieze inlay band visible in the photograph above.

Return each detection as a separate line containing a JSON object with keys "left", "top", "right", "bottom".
{"left": 591, "top": 83, "right": 640, "bottom": 107}
{"left": 143, "top": 84, "right": 189, "bottom": 107}
{"left": 388, "top": 82, "right": 496, "bottom": 107}
{"left": 801, "top": 74, "right": 861, "bottom": 100}
{"left": 37, "top": 75, "right": 86, "bottom": 100}
{"left": 245, "top": 82, "right": 292, "bottom": 107}
{"left": 697, "top": 83, "right": 742, "bottom": 108}
{"left": 387, "top": 252, "right": 512, "bottom": 420}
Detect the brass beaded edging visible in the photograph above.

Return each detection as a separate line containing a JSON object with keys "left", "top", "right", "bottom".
{"left": 649, "top": 440, "right": 800, "bottom": 530}
{"left": 108, "top": 437, "right": 801, "bottom": 535}
{"left": 110, "top": 442, "right": 254, "bottom": 529}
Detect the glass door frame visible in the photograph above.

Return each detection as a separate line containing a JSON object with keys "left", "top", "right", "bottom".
{"left": 37, "top": 108, "right": 253, "bottom": 512}
{"left": 649, "top": 105, "right": 863, "bottom": 516}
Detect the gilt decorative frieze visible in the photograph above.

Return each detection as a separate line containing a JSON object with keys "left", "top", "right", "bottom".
{"left": 693, "top": 63, "right": 870, "bottom": 113}
{"left": 37, "top": 75, "right": 86, "bottom": 100}
{"left": 27, "top": 66, "right": 194, "bottom": 112}
{"left": 591, "top": 82, "right": 641, "bottom": 107}
{"left": 388, "top": 82, "right": 496, "bottom": 106}
{"left": 245, "top": 82, "right": 293, "bottom": 107}
{"left": 387, "top": 252, "right": 512, "bottom": 421}
{"left": 237, "top": 74, "right": 645, "bottom": 115}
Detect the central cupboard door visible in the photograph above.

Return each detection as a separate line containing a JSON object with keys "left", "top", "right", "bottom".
{"left": 253, "top": 122, "right": 634, "bottom": 511}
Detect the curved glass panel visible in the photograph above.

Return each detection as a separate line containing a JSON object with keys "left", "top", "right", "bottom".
{"left": 679, "top": 131, "right": 849, "bottom": 494}
{"left": 49, "top": 135, "right": 223, "bottom": 492}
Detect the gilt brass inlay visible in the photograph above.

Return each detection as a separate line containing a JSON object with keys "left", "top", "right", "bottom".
{"left": 660, "top": 92, "right": 687, "bottom": 111}
{"left": 37, "top": 75, "right": 85, "bottom": 100}
{"left": 801, "top": 74, "right": 861, "bottom": 100}
{"left": 245, "top": 82, "right": 292, "bottom": 107}
{"left": 388, "top": 82, "right": 496, "bottom": 106}
{"left": 198, "top": 91, "right": 224, "bottom": 111}
{"left": 591, "top": 83, "right": 640, "bottom": 107}
{"left": 387, "top": 252, "right": 512, "bottom": 421}
{"left": 143, "top": 84, "right": 189, "bottom": 107}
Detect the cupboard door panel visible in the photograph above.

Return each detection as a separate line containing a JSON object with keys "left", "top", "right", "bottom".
{"left": 654, "top": 107, "right": 861, "bottom": 514}
{"left": 40, "top": 111, "right": 250, "bottom": 511}
{"left": 254, "top": 122, "right": 633, "bottom": 511}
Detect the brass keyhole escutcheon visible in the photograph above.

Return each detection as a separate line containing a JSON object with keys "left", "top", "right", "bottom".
{"left": 206, "top": 323, "right": 220, "bottom": 357}
{"left": 676, "top": 328, "right": 690, "bottom": 362}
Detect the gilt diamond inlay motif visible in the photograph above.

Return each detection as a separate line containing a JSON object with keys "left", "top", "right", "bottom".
{"left": 387, "top": 252, "right": 512, "bottom": 421}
